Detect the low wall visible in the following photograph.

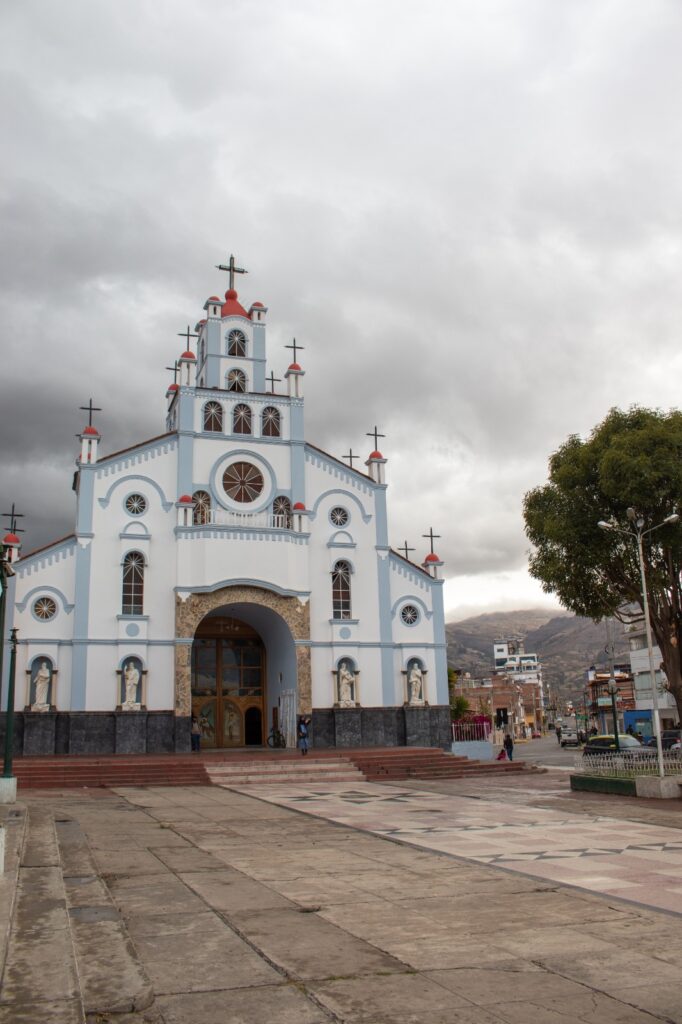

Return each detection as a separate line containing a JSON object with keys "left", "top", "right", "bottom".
{"left": 570, "top": 774, "right": 637, "bottom": 796}
{"left": 312, "top": 705, "right": 452, "bottom": 750}
{"left": 452, "top": 740, "right": 494, "bottom": 761}
{"left": 0, "top": 712, "right": 191, "bottom": 756}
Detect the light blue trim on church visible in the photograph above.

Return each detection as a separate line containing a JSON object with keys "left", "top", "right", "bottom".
{"left": 17, "top": 585, "right": 74, "bottom": 615}
{"left": 99, "top": 475, "right": 173, "bottom": 512}
{"left": 294, "top": 640, "right": 447, "bottom": 650}
{"left": 177, "top": 433, "right": 194, "bottom": 497}
{"left": 174, "top": 527, "right": 309, "bottom": 544}
{"left": 174, "top": 579, "right": 311, "bottom": 600}
{"left": 430, "top": 579, "right": 449, "bottom": 704}
{"left": 290, "top": 439, "right": 306, "bottom": 505}
{"left": 327, "top": 530, "right": 355, "bottom": 548}
{"left": 375, "top": 547, "right": 395, "bottom": 704}
{"left": 71, "top": 541, "right": 93, "bottom": 710}
{"left": 209, "top": 449, "right": 277, "bottom": 512}
{"left": 309, "top": 489, "right": 372, "bottom": 524}
{"left": 374, "top": 488, "right": 389, "bottom": 547}
{"left": 16, "top": 536, "right": 77, "bottom": 572}
{"left": 119, "top": 530, "right": 152, "bottom": 541}
{"left": 76, "top": 466, "right": 95, "bottom": 534}
{"left": 390, "top": 594, "right": 433, "bottom": 621}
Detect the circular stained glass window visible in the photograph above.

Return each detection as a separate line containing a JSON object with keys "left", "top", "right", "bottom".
{"left": 125, "top": 493, "right": 147, "bottom": 516}
{"left": 222, "top": 462, "right": 264, "bottom": 503}
{"left": 401, "top": 604, "right": 419, "bottom": 626}
{"left": 330, "top": 507, "right": 349, "bottom": 527}
{"left": 34, "top": 597, "right": 57, "bottom": 621}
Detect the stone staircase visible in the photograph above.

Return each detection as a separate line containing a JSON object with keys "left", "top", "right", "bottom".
{"left": 205, "top": 755, "right": 364, "bottom": 786}
{"left": 11, "top": 747, "right": 525, "bottom": 790}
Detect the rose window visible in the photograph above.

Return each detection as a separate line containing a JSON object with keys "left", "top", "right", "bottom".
{"left": 33, "top": 597, "right": 57, "bottom": 621}
{"left": 222, "top": 462, "right": 264, "bottom": 503}
{"left": 125, "top": 493, "right": 147, "bottom": 516}
{"left": 330, "top": 506, "right": 349, "bottom": 527}
{"left": 400, "top": 604, "right": 419, "bottom": 625}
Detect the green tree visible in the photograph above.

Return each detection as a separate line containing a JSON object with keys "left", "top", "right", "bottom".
{"left": 523, "top": 407, "right": 682, "bottom": 718}
{"left": 450, "top": 695, "right": 471, "bottom": 721}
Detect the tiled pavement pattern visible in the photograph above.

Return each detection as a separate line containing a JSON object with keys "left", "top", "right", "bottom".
{"left": 232, "top": 781, "right": 682, "bottom": 915}
{"left": 4, "top": 784, "right": 682, "bottom": 1023}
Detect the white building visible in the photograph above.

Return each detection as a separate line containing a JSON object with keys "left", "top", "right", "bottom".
{"left": 2, "top": 267, "right": 450, "bottom": 756}
{"left": 492, "top": 635, "right": 545, "bottom": 726}
{"left": 626, "top": 622, "right": 678, "bottom": 731}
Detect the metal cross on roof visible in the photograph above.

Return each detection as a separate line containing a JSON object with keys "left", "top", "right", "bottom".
{"left": 422, "top": 527, "right": 441, "bottom": 555}
{"left": 165, "top": 360, "right": 180, "bottom": 384}
{"left": 177, "top": 325, "right": 199, "bottom": 346}
{"left": 285, "top": 338, "right": 304, "bottom": 363}
{"left": 266, "top": 371, "right": 281, "bottom": 393}
{"left": 343, "top": 449, "right": 359, "bottom": 468}
{"left": 366, "top": 426, "right": 386, "bottom": 450}
{"left": 216, "top": 254, "right": 248, "bottom": 291}
{"left": 79, "top": 399, "right": 102, "bottom": 428}
{"left": 397, "top": 541, "right": 415, "bottom": 560}
{"left": 1, "top": 504, "right": 24, "bottom": 534}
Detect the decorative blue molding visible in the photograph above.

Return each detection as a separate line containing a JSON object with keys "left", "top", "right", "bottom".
{"left": 96, "top": 435, "right": 177, "bottom": 474}
{"left": 119, "top": 530, "right": 152, "bottom": 541}
{"left": 99, "top": 475, "right": 173, "bottom": 512}
{"left": 309, "top": 489, "right": 372, "bottom": 524}
{"left": 329, "top": 618, "right": 359, "bottom": 625}
{"left": 390, "top": 594, "right": 433, "bottom": 621}
{"left": 17, "top": 585, "right": 74, "bottom": 615}
{"left": 174, "top": 527, "right": 309, "bottom": 544}
{"left": 16, "top": 537, "right": 77, "bottom": 575}
{"left": 117, "top": 614, "right": 150, "bottom": 621}
{"left": 174, "top": 579, "right": 311, "bottom": 600}
{"left": 71, "top": 541, "right": 93, "bottom": 710}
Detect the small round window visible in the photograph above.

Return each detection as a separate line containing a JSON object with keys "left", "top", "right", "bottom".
{"left": 125, "top": 494, "right": 147, "bottom": 516}
{"left": 329, "top": 507, "right": 349, "bottom": 527}
{"left": 401, "top": 604, "right": 419, "bottom": 626}
{"left": 33, "top": 597, "right": 57, "bottom": 621}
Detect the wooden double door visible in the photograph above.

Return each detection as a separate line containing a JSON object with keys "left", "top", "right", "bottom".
{"left": 191, "top": 616, "right": 265, "bottom": 748}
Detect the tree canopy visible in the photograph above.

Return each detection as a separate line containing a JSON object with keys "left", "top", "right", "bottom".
{"left": 523, "top": 407, "right": 682, "bottom": 719}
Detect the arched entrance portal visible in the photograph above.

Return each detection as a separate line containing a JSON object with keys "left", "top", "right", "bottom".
{"left": 191, "top": 615, "right": 265, "bottom": 747}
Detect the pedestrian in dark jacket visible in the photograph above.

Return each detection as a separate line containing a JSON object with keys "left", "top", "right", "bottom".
{"left": 503, "top": 733, "right": 514, "bottom": 761}
{"left": 297, "top": 717, "right": 309, "bottom": 756}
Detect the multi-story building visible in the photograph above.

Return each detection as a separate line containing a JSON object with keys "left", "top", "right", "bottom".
{"left": 625, "top": 622, "right": 678, "bottom": 734}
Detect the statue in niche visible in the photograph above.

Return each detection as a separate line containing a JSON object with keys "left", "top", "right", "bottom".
{"left": 337, "top": 662, "right": 356, "bottom": 707}
{"left": 31, "top": 661, "right": 52, "bottom": 711}
{"left": 122, "top": 661, "right": 141, "bottom": 710}
{"left": 408, "top": 663, "right": 425, "bottom": 705}
{"left": 224, "top": 705, "right": 240, "bottom": 742}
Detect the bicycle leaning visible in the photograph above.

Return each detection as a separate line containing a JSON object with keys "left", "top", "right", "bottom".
{"left": 267, "top": 726, "right": 286, "bottom": 748}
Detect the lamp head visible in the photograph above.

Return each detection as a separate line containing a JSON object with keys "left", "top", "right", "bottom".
{"left": 598, "top": 521, "right": 613, "bottom": 531}
{"left": 664, "top": 513, "right": 680, "bottom": 525}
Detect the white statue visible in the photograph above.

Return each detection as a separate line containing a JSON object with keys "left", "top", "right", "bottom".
{"left": 408, "top": 664, "right": 425, "bottom": 705}
{"left": 338, "top": 663, "right": 356, "bottom": 707}
{"left": 224, "top": 706, "right": 240, "bottom": 741}
{"left": 122, "top": 661, "right": 141, "bottom": 710}
{"left": 32, "top": 661, "right": 51, "bottom": 711}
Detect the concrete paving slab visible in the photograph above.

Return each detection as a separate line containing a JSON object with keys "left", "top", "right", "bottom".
{"left": 491, "top": 991, "right": 669, "bottom": 1023}
{"left": 310, "top": 971, "right": 477, "bottom": 1023}
{"left": 105, "top": 871, "right": 207, "bottom": 917}
{"left": 179, "top": 867, "right": 296, "bottom": 912}
{"left": 0, "top": 996, "right": 84, "bottom": 1024}
{"left": 155, "top": 983, "right": 330, "bottom": 1024}
{"left": 143, "top": 949, "right": 282, "bottom": 995}
{"left": 423, "top": 965, "right": 593, "bottom": 1005}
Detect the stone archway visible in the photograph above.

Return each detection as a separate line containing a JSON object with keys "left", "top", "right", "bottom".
{"left": 174, "top": 585, "right": 311, "bottom": 718}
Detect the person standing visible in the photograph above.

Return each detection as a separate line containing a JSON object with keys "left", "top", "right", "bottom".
{"left": 297, "top": 717, "right": 309, "bottom": 756}
{"left": 190, "top": 715, "right": 202, "bottom": 752}
{"left": 555, "top": 725, "right": 562, "bottom": 745}
{"left": 503, "top": 733, "right": 514, "bottom": 762}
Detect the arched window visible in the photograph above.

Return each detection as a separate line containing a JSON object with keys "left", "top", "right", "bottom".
{"left": 199, "top": 336, "right": 205, "bottom": 366}
{"left": 227, "top": 369, "right": 247, "bottom": 393}
{"left": 122, "top": 552, "right": 145, "bottom": 616}
{"left": 192, "top": 490, "right": 211, "bottom": 525}
{"left": 233, "top": 403, "right": 252, "bottom": 434}
{"left": 227, "top": 329, "right": 247, "bottom": 357}
{"left": 262, "top": 406, "right": 281, "bottom": 438}
{"left": 331, "top": 560, "right": 352, "bottom": 620}
{"left": 203, "top": 401, "right": 223, "bottom": 432}
{"left": 273, "top": 496, "right": 291, "bottom": 528}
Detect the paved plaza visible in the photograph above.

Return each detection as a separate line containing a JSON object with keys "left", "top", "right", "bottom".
{"left": 1, "top": 771, "right": 681, "bottom": 1023}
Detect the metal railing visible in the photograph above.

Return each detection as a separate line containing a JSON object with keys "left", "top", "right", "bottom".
{"left": 575, "top": 751, "right": 682, "bottom": 778}
{"left": 451, "top": 721, "right": 492, "bottom": 742}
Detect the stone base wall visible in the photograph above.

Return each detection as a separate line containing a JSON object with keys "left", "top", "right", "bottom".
{"left": 312, "top": 705, "right": 451, "bottom": 750}
{"left": 0, "top": 712, "right": 191, "bottom": 757}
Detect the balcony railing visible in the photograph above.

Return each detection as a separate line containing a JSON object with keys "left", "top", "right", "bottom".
{"left": 197, "top": 511, "right": 292, "bottom": 530}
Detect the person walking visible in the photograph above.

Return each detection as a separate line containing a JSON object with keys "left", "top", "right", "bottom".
{"left": 190, "top": 714, "right": 201, "bottom": 753}
{"left": 503, "top": 733, "right": 514, "bottom": 762}
{"left": 297, "top": 716, "right": 309, "bottom": 756}
{"left": 555, "top": 725, "right": 562, "bottom": 745}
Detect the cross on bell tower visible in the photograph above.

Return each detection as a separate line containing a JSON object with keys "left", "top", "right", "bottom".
{"left": 216, "top": 254, "right": 248, "bottom": 291}
{"left": 285, "top": 338, "right": 304, "bottom": 364}
{"left": 79, "top": 399, "right": 101, "bottom": 429}
{"left": 422, "top": 527, "right": 441, "bottom": 555}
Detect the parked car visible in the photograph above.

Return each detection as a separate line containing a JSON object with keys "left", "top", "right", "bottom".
{"left": 582, "top": 734, "right": 653, "bottom": 758}
{"left": 560, "top": 728, "right": 580, "bottom": 747}
{"left": 645, "top": 730, "right": 681, "bottom": 750}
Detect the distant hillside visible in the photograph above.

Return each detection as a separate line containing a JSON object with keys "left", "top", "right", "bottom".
{"left": 446, "top": 609, "right": 629, "bottom": 701}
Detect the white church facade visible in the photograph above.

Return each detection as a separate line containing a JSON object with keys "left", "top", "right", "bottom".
{"left": 2, "top": 264, "right": 450, "bottom": 755}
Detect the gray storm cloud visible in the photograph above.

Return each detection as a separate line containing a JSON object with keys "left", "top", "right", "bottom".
{"left": 2, "top": 0, "right": 682, "bottom": 613}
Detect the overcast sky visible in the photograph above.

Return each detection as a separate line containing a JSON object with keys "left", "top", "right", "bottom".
{"left": 2, "top": 1, "right": 682, "bottom": 621}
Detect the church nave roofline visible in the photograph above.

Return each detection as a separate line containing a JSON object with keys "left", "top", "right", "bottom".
{"left": 91, "top": 431, "right": 178, "bottom": 469}
{"left": 388, "top": 548, "right": 433, "bottom": 580}
{"left": 304, "top": 443, "right": 376, "bottom": 485}
{"left": 16, "top": 533, "right": 77, "bottom": 565}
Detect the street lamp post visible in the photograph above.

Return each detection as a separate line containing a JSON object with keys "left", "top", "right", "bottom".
{"left": 606, "top": 677, "right": 620, "bottom": 751}
{"left": 598, "top": 510, "right": 679, "bottom": 779}
{"left": 3, "top": 629, "right": 18, "bottom": 780}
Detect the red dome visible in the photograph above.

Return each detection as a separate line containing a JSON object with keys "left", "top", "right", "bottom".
{"left": 181, "top": 350, "right": 196, "bottom": 360}
{"left": 221, "top": 289, "right": 249, "bottom": 319}
{"left": 83, "top": 425, "right": 99, "bottom": 436}
{"left": 178, "top": 494, "right": 193, "bottom": 504}
{"left": 208, "top": 296, "right": 221, "bottom": 302}
{"left": 288, "top": 362, "right": 302, "bottom": 372}
{"left": 251, "top": 301, "right": 264, "bottom": 308}
{"left": 3, "top": 533, "right": 20, "bottom": 545}
{"left": 369, "top": 450, "right": 383, "bottom": 460}
{"left": 425, "top": 552, "right": 440, "bottom": 563}
{"left": 293, "top": 502, "right": 306, "bottom": 510}
{"left": 167, "top": 383, "right": 179, "bottom": 391}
